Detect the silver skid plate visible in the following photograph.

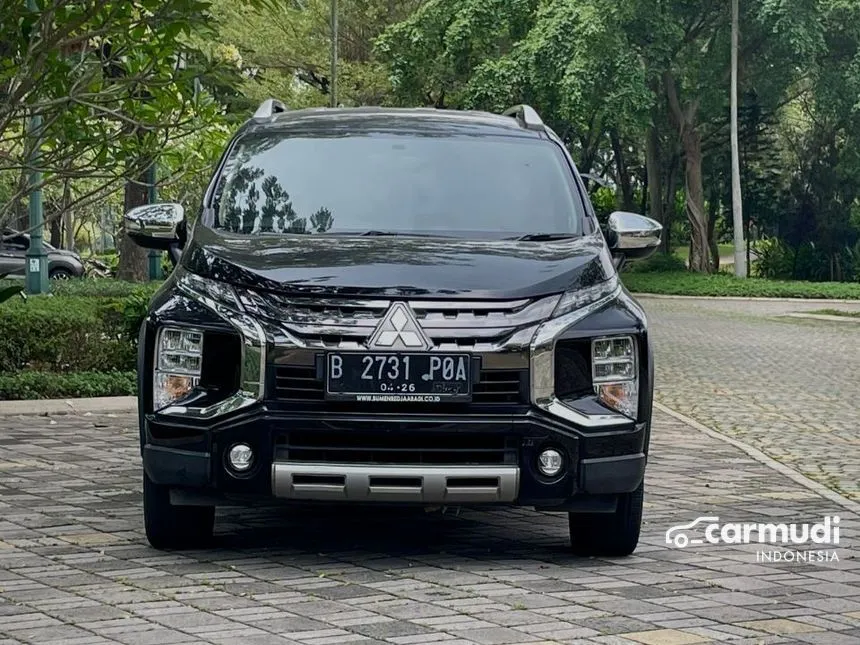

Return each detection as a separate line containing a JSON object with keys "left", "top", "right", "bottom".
{"left": 272, "top": 463, "right": 519, "bottom": 504}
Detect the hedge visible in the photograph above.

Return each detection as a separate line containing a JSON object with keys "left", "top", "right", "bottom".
{"left": 0, "top": 282, "right": 154, "bottom": 397}
{"left": 0, "top": 297, "right": 137, "bottom": 373}
{"left": 0, "top": 370, "right": 137, "bottom": 400}
{"left": 622, "top": 271, "right": 860, "bottom": 299}
{"left": 0, "top": 278, "right": 162, "bottom": 299}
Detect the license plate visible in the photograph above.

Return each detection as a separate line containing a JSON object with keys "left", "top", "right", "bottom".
{"left": 325, "top": 352, "right": 472, "bottom": 402}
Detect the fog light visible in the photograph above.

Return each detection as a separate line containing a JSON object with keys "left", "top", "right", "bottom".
{"left": 537, "top": 448, "right": 564, "bottom": 477}
{"left": 227, "top": 443, "right": 253, "bottom": 472}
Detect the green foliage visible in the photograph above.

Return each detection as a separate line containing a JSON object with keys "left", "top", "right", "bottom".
{"left": 0, "top": 0, "right": 238, "bottom": 227}
{"left": 0, "top": 279, "right": 162, "bottom": 299}
{"left": 622, "top": 253, "right": 687, "bottom": 274}
{"left": 207, "top": 0, "right": 425, "bottom": 108}
{"left": 0, "top": 279, "right": 156, "bottom": 399}
{"left": 622, "top": 272, "right": 860, "bottom": 299}
{"left": 0, "top": 371, "right": 137, "bottom": 400}
{"left": 377, "top": 0, "right": 860, "bottom": 279}
{"left": 590, "top": 187, "right": 616, "bottom": 225}
{"left": 0, "top": 297, "right": 136, "bottom": 373}
{"left": 752, "top": 237, "right": 860, "bottom": 283}
{"left": 0, "top": 274, "right": 25, "bottom": 305}
{"left": 100, "top": 286, "right": 157, "bottom": 348}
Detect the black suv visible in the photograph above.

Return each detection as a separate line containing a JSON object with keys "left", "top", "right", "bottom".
{"left": 125, "top": 101, "right": 662, "bottom": 555}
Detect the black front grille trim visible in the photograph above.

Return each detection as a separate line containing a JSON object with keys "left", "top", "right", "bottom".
{"left": 272, "top": 364, "right": 528, "bottom": 408}
{"left": 275, "top": 431, "right": 519, "bottom": 465}
{"left": 555, "top": 340, "right": 592, "bottom": 400}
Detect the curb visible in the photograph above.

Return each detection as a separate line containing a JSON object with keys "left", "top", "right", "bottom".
{"left": 655, "top": 401, "right": 860, "bottom": 514}
{"left": 631, "top": 293, "right": 860, "bottom": 305}
{"left": 0, "top": 396, "right": 137, "bottom": 417}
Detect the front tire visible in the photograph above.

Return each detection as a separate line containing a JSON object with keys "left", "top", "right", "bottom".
{"left": 568, "top": 483, "right": 643, "bottom": 556}
{"left": 143, "top": 473, "right": 214, "bottom": 550}
{"left": 49, "top": 268, "right": 73, "bottom": 280}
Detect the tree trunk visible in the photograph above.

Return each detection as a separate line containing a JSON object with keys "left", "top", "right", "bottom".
{"left": 645, "top": 125, "right": 664, "bottom": 246}
{"left": 50, "top": 218, "right": 62, "bottom": 247}
{"left": 62, "top": 179, "right": 73, "bottom": 251}
{"left": 664, "top": 71, "right": 711, "bottom": 272}
{"left": 610, "top": 129, "right": 635, "bottom": 211}
{"left": 116, "top": 171, "right": 150, "bottom": 281}
{"left": 663, "top": 152, "right": 678, "bottom": 256}
{"left": 682, "top": 127, "right": 711, "bottom": 273}
{"left": 708, "top": 187, "right": 720, "bottom": 273}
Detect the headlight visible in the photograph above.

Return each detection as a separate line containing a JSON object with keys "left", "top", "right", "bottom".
{"left": 592, "top": 335, "right": 638, "bottom": 418}
{"left": 154, "top": 327, "right": 203, "bottom": 410}
{"left": 177, "top": 270, "right": 242, "bottom": 310}
{"left": 552, "top": 276, "right": 619, "bottom": 319}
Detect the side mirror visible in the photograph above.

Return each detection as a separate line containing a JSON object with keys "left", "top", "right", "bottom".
{"left": 124, "top": 203, "right": 184, "bottom": 251}
{"left": 607, "top": 211, "right": 662, "bottom": 261}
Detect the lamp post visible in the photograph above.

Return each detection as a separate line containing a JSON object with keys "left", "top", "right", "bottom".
{"left": 24, "top": 0, "right": 47, "bottom": 295}
{"left": 730, "top": 0, "right": 747, "bottom": 277}
{"left": 330, "top": 0, "right": 338, "bottom": 108}
{"left": 146, "top": 163, "right": 162, "bottom": 280}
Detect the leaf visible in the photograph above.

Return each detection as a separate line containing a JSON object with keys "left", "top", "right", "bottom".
{"left": 0, "top": 286, "right": 25, "bottom": 305}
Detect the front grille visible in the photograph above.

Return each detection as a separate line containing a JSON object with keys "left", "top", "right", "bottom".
{"left": 241, "top": 292, "right": 560, "bottom": 349}
{"left": 272, "top": 364, "right": 527, "bottom": 406}
{"left": 275, "top": 431, "right": 518, "bottom": 465}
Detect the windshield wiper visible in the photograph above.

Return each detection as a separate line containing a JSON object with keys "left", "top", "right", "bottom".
{"left": 322, "top": 230, "right": 454, "bottom": 238}
{"left": 504, "top": 233, "right": 577, "bottom": 241}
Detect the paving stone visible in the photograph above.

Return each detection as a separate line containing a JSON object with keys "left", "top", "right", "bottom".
{"left": 1, "top": 297, "right": 859, "bottom": 644}
{"left": 737, "top": 618, "right": 826, "bottom": 635}
{"left": 619, "top": 629, "right": 711, "bottom": 645}
{"left": 642, "top": 296, "right": 860, "bottom": 501}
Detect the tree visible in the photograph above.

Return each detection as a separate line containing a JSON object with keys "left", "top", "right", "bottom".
{"left": 379, "top": 0, "right": 834, "bottom": 274}
{"left": 0, "top": 0, "right": 231, "bottom": 231}
{"left": 208, "top": 0, "right": 427, "bottom": 108}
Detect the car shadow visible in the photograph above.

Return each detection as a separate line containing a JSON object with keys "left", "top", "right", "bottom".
{"left": 205, "top": 502, "right": 583, "bottom": 562}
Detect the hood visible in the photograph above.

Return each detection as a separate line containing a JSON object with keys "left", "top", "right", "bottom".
{"left": 48, "top": 248, "right": 81, "bottom": 261}
{"left": 182, "top": 225, "right": 617, "bottom": 300}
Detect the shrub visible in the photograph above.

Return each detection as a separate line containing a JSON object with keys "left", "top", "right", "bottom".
{"left": 0, "top": 295, "right": 137, "bottom": 373}
{"left": 623, "top": 253, "right": 687, "bottom": 274}
{"left": 99, "top": 286, "right": 156, "bottom": 348}
{"left": 622, "top": 271, "right": 860, "bottom": 299}
{"left": 0, "top": 278, "right": 163, "bottom": 299}
{"left": 751, "top": 237, "right": 793, "bottom": 279}
{"left": 0, "top": 371, "right": 137, "bottom": 400}
{"left": 52, "top": 279, "right": 161, "bottom": 298}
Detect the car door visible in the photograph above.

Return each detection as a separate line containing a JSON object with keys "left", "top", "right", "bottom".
{"left": 0, "top": 235, "right": 29, "bottom": 277}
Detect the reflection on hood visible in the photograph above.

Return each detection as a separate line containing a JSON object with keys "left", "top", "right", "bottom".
{"left": 183, "top": 225, "right": 616, "bottom": 300}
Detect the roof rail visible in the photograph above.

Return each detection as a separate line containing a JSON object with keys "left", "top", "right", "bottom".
{"left": 253, "top": 98, "right": 287, "bottom": 119}
{"left": 502, "top": 104, "right": 545, "bottom": 131}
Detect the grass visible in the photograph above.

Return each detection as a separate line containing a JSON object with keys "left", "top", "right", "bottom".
{"left": 622, "top": 271, "right": 860, "bottom": 300}
{"left": 809, "top": 309, "right": 860, "bottom": 318}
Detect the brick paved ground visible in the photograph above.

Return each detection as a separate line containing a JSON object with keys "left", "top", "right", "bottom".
{"left": 641, "top": 296, "right": 860, "bottom": 502}
{"left": 0, "top": 406, "right": 856, "bottom": 645}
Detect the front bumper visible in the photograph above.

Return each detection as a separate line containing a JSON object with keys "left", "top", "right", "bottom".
{"left": 143, "top": 405, "right": 647, "bottom": 509}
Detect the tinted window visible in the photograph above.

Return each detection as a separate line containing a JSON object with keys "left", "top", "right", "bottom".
{"left": 0, "top": 236, "right": 28, "bottom": 251}
{"left": 211, "top": 132, "right": 584, "bottom": 237}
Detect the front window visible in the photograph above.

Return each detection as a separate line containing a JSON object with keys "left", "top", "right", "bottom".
{"left": 210, "top": 132, "right": 585, "bottom": 238}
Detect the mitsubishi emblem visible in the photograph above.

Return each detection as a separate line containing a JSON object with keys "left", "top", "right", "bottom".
{"left": 367, "top": 302, "right": 432, "bottom": 351}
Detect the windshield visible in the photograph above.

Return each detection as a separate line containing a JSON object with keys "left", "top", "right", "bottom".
{"left": 210, "top": 132, "right": 585, "bottom": 237}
